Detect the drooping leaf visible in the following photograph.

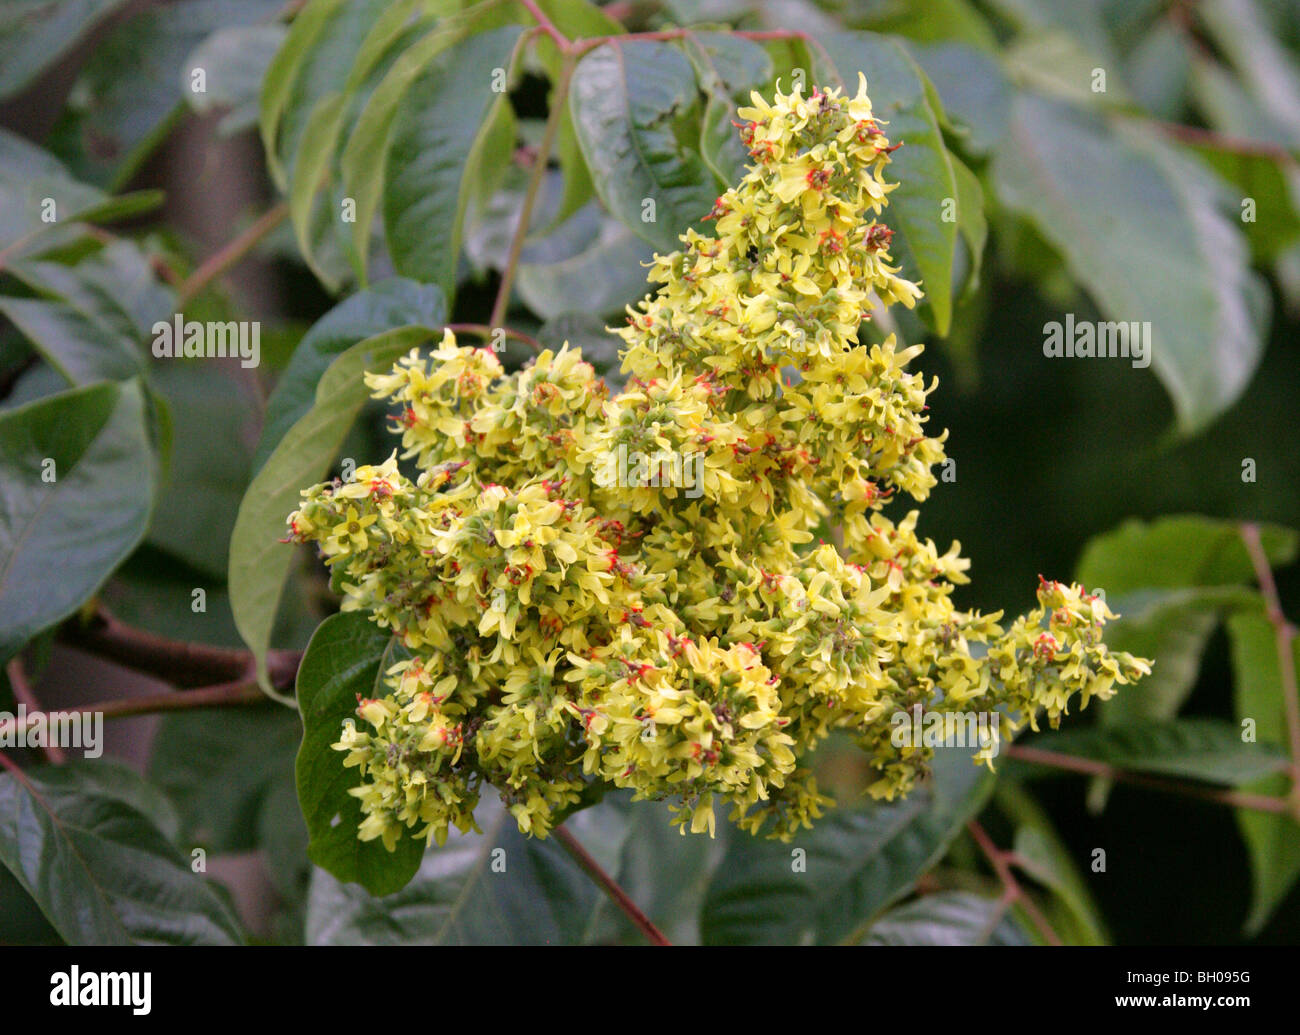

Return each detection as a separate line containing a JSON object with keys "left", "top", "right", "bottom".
{"left": 907, "top": 42, "right": 1013, "bottom": 156}
{"left": 1076, "top": 515, "right": 1298, "bottom": 596}
{"left": 0, "top": 761, "right": 243, "bottom": 945}
{"left": 305, "top": 795, "right": 629, "bottom": 944}
{"left": 228, "top": 324, "right": 436, "bottom": 693}
{"left": 516, "top": 215, "right": 655, "bottom": 320}
{"left": 1017, "top": 718, "right": 1289, "bottom": 786}
{"left": 532, "top": 0, "right": 624, "bottom": 228}
{"left": 0, "top": 380, "right": 154, "bottom": 662}
{"left": 700, "top": 748, "right": 993, "bottom": 944}
{"left": 0, "top": 0, "right": 133, "bottom": 100}
{"left": 860, "top": 890, "right": 1030, "bottom": 945}
{"left": 682, "top": 31, "right": 773, "bottom": 186}
{"left": 580, "top": 793, "right": 727, "bottom": 945}
{"left": 295, "top": 612, "right": 425, "bottom": 897}
{"left": 48, "top": 0, "right": 281, "bottom": 187}
{"left": 1227, "top": 610, "right": 1300, "bottom": 935}
{"left": 0, "top": 128, "right": 162, "bottom": 258}
{"left": 994, "top": 92, "right": 1269, "bottom": 434}
{"left": 997, "top": 781, "right": 1108, "bottom": 945}
{"left": 254, "top": 278, "right": 446, "bottom": 471}
{"left": 569, "top": 40, "right": 718, "bottom": 254}
{"left": 2, "top": 239, "right": 172, "bottom": 386}
{"left": 383, "top": 25, "right": 524, "bottom": 300}
{"left": 815, "top": 32, "right": 959, "bottom": 334}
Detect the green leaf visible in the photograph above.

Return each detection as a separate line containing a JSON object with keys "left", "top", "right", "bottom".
{"left": 1018, "top": 719, "right": 1289, "bottom": 786}
{"left": 48, "top": 0, "right": 281, "bottom": 188}
{"left": 305, "top": 795, "right": 628, "bottom": 944}
{"left": 700, "top": 748, "right": 993, "bottom": 944}
{"left": 1227, "top": 610, "right": 1300, "bottom": 935}
{"left": 815, "top": 32, "right": 959, "bottom": 335}
{"left": 951, "top": 154, "right": 986, "bottom": 296}
{"left": 682, "top": 31, "right": 774, "bottom": 186}
{"left": 1088, "top": 585, "right": 1256, "bottom": 726}
{"left": 982, "top": 0, "right": 1116, "bottom": 69}
{"left": 0, "top": 128, "right": 163, "bottom": 257}
{"left": 994, "top": 92, "right": 1269, "bottom": 434}
{"left": 335, "top": 13, "right": 472, "bottom": 287}
{"left": 0, "top": 297, "right": 143, "bottom": 385}
{"left": 581, "top": 794, "right": 727, "bottom": 945}
{"left": 145, "top": 362, "right": 258, "bottom": 579}
{"left": 261, "top": 0, "right": 382, "bottom": 188}
{"left": 229, "top": 324, "right": 436, "bottom": 693}
{"left": 2, "top": 238, "right": 173, "bottom": 386}
{"left": 0, "top": 761, "right": 243, "bottom": 944}
{"left": 516, "top": 214, "right": 655, "bottom": 320}
{"left": 569, "top": 40, "right": 718, "bottom": 254}
{"left": 295, "top": 612, "right": 423, "bottom": 896}
{"left": 1077, "top": 516, "right": 1298, "bottom": 596}
{"left": 0, "top": 0, "right": 132, "bottom": 100}
{"left": 383, "top": 25, "right": 524, "bottom": 300}
{"left": 855, "top": 0, "right": 998, "bottom": 50}
{"left": 1196, "top": 0, "right": 1300, "bottom": 149}
{"left": 907, "top": 42, "right": 1012, "bottom": 156}
{"left": 0, "top": 380, "right": 154, "bottom": 662}
{"left": 860, "top": 890, "right": 1030, "bottom": 945}
{"left": 255, "top": 278, "right": 447, "bottom": 472}
{"left": 1074, "top": 517, "right": 1295, "bottom": 727}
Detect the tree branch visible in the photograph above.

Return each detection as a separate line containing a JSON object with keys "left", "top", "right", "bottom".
{"left": 58, "top": 605, "right": 300, "bottom": 692}
{"left": 0, "top": 678, "right": 268, "bottom": 744}
{"left": 4, "top": 658, "right": 65, "bottom": 763}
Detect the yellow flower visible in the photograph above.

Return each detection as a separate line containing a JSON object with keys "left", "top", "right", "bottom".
{"left": 286, "top": 77, "right": 1150, "bottom": 852}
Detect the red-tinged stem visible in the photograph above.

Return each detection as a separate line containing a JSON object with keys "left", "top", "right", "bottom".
{"left": 967, "top": 820, "right": 1062, "bottom": 946}
{"left": 1240, "top": 522, "right": 1300, "bottom": 819}
{"left": 0, "top": 679, "right": 268, "bottom": 744}
{"left": 446, "top": 323, "right": 543, "bottom": 353}
{"left": 553, "top": 824, "right": 671, "bottom": 945}
{"left": 516, "top": 0, "right": 569, "bottom": 49}
{"left": 1005, "top": 743, "right": 1291, "bottom": 814}
{"left": 59, "top": 605, "right": 300, "bottom": 692}
{"left": 4, "top": 659, "right": 65, "bottom": 764}
{"left": 1154, "top": 121, "right": 1300, "bottom": 168}
{"left": 176, "top": 201, "right": 289, "bottom": 306}
{"left": 489, "top": 50, "right": 575, "bottom": 329}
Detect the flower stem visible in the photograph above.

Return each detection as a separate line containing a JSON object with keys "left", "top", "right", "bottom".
{"left": 176, "top": 201, "right": 288, "bottom": 306}
{"left": 1239, "top": 522, "right": 1300, "bottom": 820}
{"left": 0, "top": 679, "right": 267, "bottom": 744}
{"left": 489, "top": 51, "right": 574, "bottom": 330}
{"left": 1005, "top": 743, "right": 1291, "bottom": 814}
{"left": 553, "top": 824, "right": 671, "bottom": 945}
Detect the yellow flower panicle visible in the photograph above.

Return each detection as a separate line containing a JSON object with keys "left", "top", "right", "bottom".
{"left": 287, "top": 76, "right": 1150, "bottom": 849}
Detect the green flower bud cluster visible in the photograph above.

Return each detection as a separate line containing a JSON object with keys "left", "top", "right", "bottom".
{"left": 287, "top": 75, "right": 1151, "bottom": 851}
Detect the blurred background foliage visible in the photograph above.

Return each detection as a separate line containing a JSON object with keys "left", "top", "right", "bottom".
{"left": 1, "top": 0, "right": 1299, "bottom": 945}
